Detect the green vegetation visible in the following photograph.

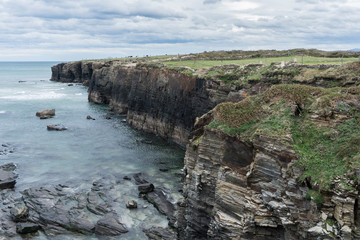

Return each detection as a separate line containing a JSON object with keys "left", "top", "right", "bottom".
{"left": 163, "top": 55, "right": 358, "bottom": 70}
{"left": 305, "top": 190, "right": 324, "bottom": 205}
{"left": 208, "top": 84, "right": 360, "bottom": 189}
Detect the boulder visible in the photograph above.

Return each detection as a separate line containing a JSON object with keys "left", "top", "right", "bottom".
{"left": 0, "top": 163, "right": 17, "bottom": 190}
{"left": 36, "top": 109, "right": 55, "bottom": 119}
{"left": 86, "top": 115, "right": 95, "bottom": 120}
{"left": 126, "top": 200, "right": 138, "bottom": 209}
{"left": 95, "top": 213, "right": 128, "bottom": 236}
{"left": 47, "top": 124, "right": 67, "bottom": 131}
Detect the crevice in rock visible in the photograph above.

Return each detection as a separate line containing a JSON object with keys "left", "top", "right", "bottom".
{"left": 294, "top": 103, "right": 303, "bottom": 116}
{"left": 355, "top": 197, "right": 359, "bottom": 226}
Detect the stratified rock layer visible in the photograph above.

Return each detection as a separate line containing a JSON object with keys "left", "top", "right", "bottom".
{"left": 180, "top": 127, "right": 359, "bottom": 239}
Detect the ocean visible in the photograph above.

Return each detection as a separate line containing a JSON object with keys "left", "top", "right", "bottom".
{"left": 0, "top": 62, "right": 184, "bottom": 239}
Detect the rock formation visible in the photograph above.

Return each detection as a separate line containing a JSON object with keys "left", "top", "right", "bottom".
{"left": 51, "top": 59, "right": 360, "bottom": 239}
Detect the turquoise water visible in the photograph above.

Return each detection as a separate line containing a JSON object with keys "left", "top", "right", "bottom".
{"left": 0, "top": 62, "right": 185, "bottom": 239}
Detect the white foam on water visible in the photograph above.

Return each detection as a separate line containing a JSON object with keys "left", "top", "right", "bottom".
{"left": 0, "top": 91, "right": 66, "bottom": 100}
{"left": 75, "top": 93, "right": 83, "bottom": 96}
{"left": 0, "top": 111, "right": 6, "bottom": 114}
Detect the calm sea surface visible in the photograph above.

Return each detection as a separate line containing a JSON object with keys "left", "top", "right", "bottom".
{"left": 0, "top": 62, "right": 185, "bottom": 239}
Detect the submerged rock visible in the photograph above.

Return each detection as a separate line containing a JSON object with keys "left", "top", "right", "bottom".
{"left": 47, "top": 124, "right": 67, "bottom": 131}
{"left": 95, "top": 213, "right": 128, "bottom": 236}
{"left": 0, "top": 163, "right": 17, "bottom": 190}
{"left": 36, "top": 109, "right": 55, "bottom": 119}
{"left": 138, "top": 183, "right": 154, "bottom": 194}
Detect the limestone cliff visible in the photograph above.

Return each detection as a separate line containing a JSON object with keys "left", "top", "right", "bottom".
{"left": 180, "top": 85, "right": 360, "bottom": 239}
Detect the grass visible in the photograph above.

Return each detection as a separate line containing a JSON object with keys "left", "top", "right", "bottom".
{"left": 163, "top": 55, "right": 358, "bottom": 70}
{"left": 207, "top": 84, "right": 360, "bottom": 190}
{"left": 305, "top": 189, "right": 324, "bottom": 205}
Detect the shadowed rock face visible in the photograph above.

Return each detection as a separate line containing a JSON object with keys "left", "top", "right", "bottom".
{"left": 51, "top": 62, "right": 218, "bottom": 146}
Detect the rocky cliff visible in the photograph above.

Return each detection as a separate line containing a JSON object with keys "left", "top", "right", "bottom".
{"left": 52, "top": 61, "right": 221, "bottom": 145}
{"left": 51, "top": 60, "right": 360, "bottom": 239}
{"left": 180, "top": 84, "right": 360, "bottom": 239}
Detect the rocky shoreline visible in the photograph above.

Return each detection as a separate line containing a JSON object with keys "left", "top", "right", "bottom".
{"left": 0, "top": 162, "right": 179, "bottom": 239}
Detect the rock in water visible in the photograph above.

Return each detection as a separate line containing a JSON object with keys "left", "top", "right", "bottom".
{"left": 36, "top": 109, "right": 55, "bottom": 119}
{"left": 95, "top": 213, "right": 128, "bottom": 236}
{"left": 126, "top": 200, "right": 138, "bottom": 209}
{"left": 47, "top": 124, "right": 67, "bottom": 131}
{"left": 138, "top": 183, "right": 154, "bottom": 194}
{"left": 86, "top": 115, "right": 95, "bottom": 120}
{"left": 0, "top": 163, "right": 17, "bottom": 190}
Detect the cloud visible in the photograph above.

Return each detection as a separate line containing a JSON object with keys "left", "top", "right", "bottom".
{"left": 0, "top": 0, "right": 359, "bottom": 61}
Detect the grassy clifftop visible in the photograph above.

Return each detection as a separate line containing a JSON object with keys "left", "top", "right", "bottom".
{"left": 206, "top": 84, "right": 360, "bottom": 190}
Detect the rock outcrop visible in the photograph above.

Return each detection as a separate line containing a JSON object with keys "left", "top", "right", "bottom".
{"left": 179, "top": 85, "right": 360, "bottom": 239}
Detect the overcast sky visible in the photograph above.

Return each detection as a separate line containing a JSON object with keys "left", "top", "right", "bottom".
{"left": 0, "top": 0, "right": 359, "bottom": 61}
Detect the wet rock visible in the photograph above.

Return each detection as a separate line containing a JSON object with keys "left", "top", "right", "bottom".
{"left": 145, "top": 188, "right": 176, "bottom": 226}
{"left": 86, "top": 115, "right": 95, "bottom": 120}
{"left": 95, "top": 213, "right": 128, "bottom": 236}
{"left": 133, "top": 173, "right": 149, "bottom": 185}
{"left": 159, "top": 168, "right": 169, "bottom": 172}
{"left": 68, "top": 84, "right": 74, "bottom": 86}
{"left": 138, "top": 183, "right": 154, "bottom": 194}
{"left": 143, "top": 226, "right": 177, "bottom": 240}
{"left": 68, "top": 210, "right": 95, "bottom": 234}
{"left": 47, "top": 124, "right": 67, "bottom": 131}
{"left": 36, "top": 109, "right": 55, "bottom": 119}
{"left": 0, "top": 163, "right": 17, "bottom": 190}
{"left": 18, "top": 81, "right": 27, "bottom": 83}
{"left": 123, "top": 176, "right": 131, "bottom": 181}
{"left": 10, "top": 205, "right": 29, "bottom": 222}
{"left": 16, "top": 222, "right": 40, "bottom": 234}
{"left": 126, "top": 200, "right": 137, "bottom": 209}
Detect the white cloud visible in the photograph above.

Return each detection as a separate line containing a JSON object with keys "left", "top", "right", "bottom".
{"left": 0, "top": 0, "right": 359, "bottom": 61}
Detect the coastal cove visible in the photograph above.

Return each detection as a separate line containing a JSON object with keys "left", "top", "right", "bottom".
{"left": 0, "top": 62, "right": 185, "bottom": 239}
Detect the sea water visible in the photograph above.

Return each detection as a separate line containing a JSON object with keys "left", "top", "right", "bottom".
{"left": 0, "top": 62, "right": 185, "bottom": 239}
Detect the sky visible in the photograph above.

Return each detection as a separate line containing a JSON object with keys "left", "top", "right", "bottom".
{"left": 0, "top": 0, "right": 359, "bottom": 61}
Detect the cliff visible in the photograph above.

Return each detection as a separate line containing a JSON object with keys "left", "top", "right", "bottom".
{"left": 180, "top": 85, "right": 360, "bottom": 239}
{"left": 51, "top": 59, "right": 360, "bottom": 239}
{"left": 52, "top": 61, "right": 220, "bottom": 145}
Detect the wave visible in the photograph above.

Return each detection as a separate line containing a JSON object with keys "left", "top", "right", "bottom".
{"left": 0, "top": 91, "right": 66, "bottom": 100}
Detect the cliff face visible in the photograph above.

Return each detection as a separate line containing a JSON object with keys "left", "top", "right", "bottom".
{"left": 180, "top": 85, "right": 360, "bottom": 239}
{"left": 51, "top": 61, "right": 223, "bottom": 145}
